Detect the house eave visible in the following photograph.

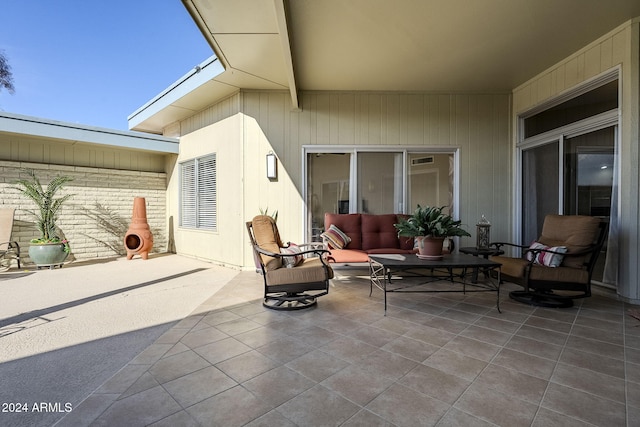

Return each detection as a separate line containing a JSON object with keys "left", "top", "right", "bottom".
{"left": 1, "top": 112, "right": 179, "bottom": 154}
{"left": 128, "top": 56, "right": 230, "bottom": 134}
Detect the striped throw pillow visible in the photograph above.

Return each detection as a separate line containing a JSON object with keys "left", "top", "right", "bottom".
{"left": 321, "top": 224, "right": 351, "bottom": 249}
{"left": 281, "top": 243, "right": 303, "bottom": 267}
{"left": 526, "top": 242, "right": 567, "bottom": 267}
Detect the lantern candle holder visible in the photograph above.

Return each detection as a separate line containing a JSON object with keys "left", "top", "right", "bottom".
{"left": 476, "top": 215, "right": 491, "bottom": 250}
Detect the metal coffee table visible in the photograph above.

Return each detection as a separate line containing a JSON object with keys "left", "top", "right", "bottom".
{"left": 369, "top": 253, "right": 502, "bottom": 314}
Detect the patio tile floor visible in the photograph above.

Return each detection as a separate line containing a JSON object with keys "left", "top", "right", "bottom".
{"left": 56, "top": 269, "right": 640, "bottom": 426}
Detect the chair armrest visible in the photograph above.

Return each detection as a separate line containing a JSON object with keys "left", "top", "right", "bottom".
{"left": 254, "top": 246, "right": 281, "bottom": 258}
{"left": 0, "top": 241, "right": 20, "bottom": 251}
{"left": 254, "top": 245, "right": 330, "bottom": 259}
{"left": 490, "top": 242, "right": 528, "bottom": 251}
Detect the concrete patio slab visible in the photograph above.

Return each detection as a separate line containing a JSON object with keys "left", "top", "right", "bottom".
{"left": 0, "top": 254, "right": 238, "bottom": 427}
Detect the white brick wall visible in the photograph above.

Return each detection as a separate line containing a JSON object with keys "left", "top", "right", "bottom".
{"left": 0, "top": 161, "right": 167, "bottom": 266}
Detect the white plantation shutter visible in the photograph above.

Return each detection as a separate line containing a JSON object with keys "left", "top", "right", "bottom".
{"left": 197, "top": 155, "right": 217, "bottom": 229}
{"left": 180, "top": 155, "right": 217, "bottom": 230}
{"left": 180, "top": 160, "right": 196, "bottom": 227}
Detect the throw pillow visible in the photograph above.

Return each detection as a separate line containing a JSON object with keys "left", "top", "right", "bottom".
{"left": 281, "top": 244, "right": 303, "bottom": 268}
{"left": 320, "top": 224, "right": 351, "bottom": 249}
{"left": 526, "top": 241, "right": 567, "bottom": 267}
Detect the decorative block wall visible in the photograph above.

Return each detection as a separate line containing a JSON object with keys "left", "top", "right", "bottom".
{"left": 0, "top": 161, "right": 167, "bottom": 266}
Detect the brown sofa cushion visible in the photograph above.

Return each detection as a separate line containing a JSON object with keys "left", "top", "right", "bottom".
{"left": 538, "top": 215, "right": 600, "bottom": 268}
{"left": 324, "top": 213, "right": 417, "bottom": 263}
{"left": 325, "top": 213, "right": 362, "bottom": 249}
{"left": 327, "top": 249, "right": 370, "bottom": 263}
{"left": 367, "top": 248, "right": 417, "bottom": 255}
{"left": 361, "top": 214, "right": 400, "bottom": 251}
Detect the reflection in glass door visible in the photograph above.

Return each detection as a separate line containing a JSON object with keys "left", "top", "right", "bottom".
{"left": 357, "top": 152, "right": 403, "bottom": 214}
{"left": 564, "top": 128, "right": 615, "bottom": 283}
{"left": 521, "top": 142, "right": 559, "bottom": 245}
{"left": 521, "top": 127, "right": 615, "bottom": 284}
{"left": 307, "top": 153, "right": 351, "bottom": 241}
{"left": 306, "top": 148, "right": 458, "bottom": 241}
{"left": 407, "top": 153, "right": 454, "bottom": 215}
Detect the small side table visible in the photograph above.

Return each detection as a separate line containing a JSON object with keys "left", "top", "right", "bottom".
{"left": 459, "top": 247, "right": 503, "bottom": 259}
{"left": 458, "top": 247, "right": 504, "bottom": 282}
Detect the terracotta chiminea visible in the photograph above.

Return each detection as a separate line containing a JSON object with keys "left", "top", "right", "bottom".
{"left": 124, "top": 197, "right": 153, "bottom": 260}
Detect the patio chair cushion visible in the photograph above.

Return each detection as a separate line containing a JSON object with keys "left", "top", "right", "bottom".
{"left": 252, "top": 215, "right": 284, "bottom": 270}
{"left": 538, "top": 215, "right": 600, "bottom": 268}
{"left": 266, "top": 257, "right": 334, "bottom": 287}
{"left": 496, "top": 256, "right": 588, "bottom": 284}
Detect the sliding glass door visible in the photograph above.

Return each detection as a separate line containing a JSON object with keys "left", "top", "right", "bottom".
{"left": 564, "top": 128, "right": 615, "bottom": 282}
{"left": 521, "top": 142, "right": 559, "bottom": 246}
{"left": 520, "top": 127, "right": 616, "bottom": 285}
{"left": 305, "top": 148, "right": 456, "bottom": 240}
{"left": 519, "top": 73, "right": 619, "bottom": 287}
{"left": 357, "top": 152, "right": 403, "bottom": 214}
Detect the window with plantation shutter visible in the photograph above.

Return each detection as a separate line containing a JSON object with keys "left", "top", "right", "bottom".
{"left": 179, "top": 154, "right": 217, "bottom": 230}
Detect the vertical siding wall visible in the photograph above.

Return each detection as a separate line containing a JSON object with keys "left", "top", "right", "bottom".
{"left": 244, "top": 91, "right": 512, "bottom": 255}
{"left": 0, "top": 135, "right": 168, "bottom": 172}
{"left": 178, "top": 90, "right": 512, "bottom": 268}
{"left": 513, "top": 19, "right": 640, "bottom": 302}
{"left": 513, "top": 22, "right": 632, "bottom": 113}
{"left": 0, "top": 161, "right": 167, "bottom": 265}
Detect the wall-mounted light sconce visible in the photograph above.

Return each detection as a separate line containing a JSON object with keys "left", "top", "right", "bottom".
{"left": 266, "top": 151, "right": 278, "bottom": 179}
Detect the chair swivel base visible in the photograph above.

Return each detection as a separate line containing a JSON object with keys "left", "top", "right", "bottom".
{"left": 263, "top": 292, "right": 318, "bottom": 310}
{"left": 509, "top": 290, "right": 573, "bottom": 308}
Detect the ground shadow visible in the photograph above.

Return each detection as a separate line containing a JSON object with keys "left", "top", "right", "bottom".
{"left": 0, "top": 268, "right": 208, "bottom": 334}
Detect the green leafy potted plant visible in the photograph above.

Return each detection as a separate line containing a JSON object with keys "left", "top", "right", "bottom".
{"left": 394, "top": 205, "right": 471, "bottom": 257}
{"left": 14, "top": 169, "right": 74, "bottom": 269}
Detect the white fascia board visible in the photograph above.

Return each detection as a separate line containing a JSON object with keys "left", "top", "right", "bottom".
{"left": 128, "top": 56, "right": 224, "bottom": 130}
{"left": 0, "top": 112, "right": 179, "bottom": 154}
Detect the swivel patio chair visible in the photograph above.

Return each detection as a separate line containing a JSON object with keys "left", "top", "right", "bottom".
{"left": 0, "top": 208, "right": 21, "bottom": 271}
{"left": 490, "top": 214, "right": 607, "bottom": 308}
{"left": 246, "top": 215, "right": 333, "bottom": 310}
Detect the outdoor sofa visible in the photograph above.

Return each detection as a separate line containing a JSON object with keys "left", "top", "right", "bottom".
{"left": 322, "top": 213, "right": 417, "bottom": 265}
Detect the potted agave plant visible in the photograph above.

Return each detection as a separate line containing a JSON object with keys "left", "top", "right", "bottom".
{"left": 14, "top": 169, "right": 74, "bottom": 269}
{"left": 394, "top": 205, "right": 471, "bottom": 258}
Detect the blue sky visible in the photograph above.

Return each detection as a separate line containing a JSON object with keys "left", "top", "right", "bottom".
{"left": 0, "top": 0, "right": 213, "bottom": 130}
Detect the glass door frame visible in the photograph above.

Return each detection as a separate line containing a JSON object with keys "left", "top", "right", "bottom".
{"left": 516, "top": 111, "right": 619, "bottom": 242}
{"left": 515, "top": 68, "right": 621, "bottom": 249}
{"left": 302, "top": 145, "right": 461, "bottom": 240}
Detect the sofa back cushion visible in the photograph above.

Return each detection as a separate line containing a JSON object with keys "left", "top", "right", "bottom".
{"left": 538, "top": 214, "right": 601, "bottom": 269}
{"left": 361, "top": 214, "right": 400, "bottom": 251}
{"left": 324, "top": 213, "right": 362, "bottom": 249}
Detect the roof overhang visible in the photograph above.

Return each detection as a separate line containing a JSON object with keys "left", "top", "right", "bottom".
{"left": 129, "top": 0, "right": 640, "bottom": 134}
{"left": 128, "top": 0, "right": 297, "bottom": 133}
{"left": 1, "top": 112, "right": 179, "bottom": 154}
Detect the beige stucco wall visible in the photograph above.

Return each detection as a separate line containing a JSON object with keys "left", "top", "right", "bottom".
{"left": 173, "top": 90, "right": 512, "bottom": 269}
{"left": 167, "top": 94, "right": 246, "bottom": 267}
{"left": 513, "top": 18, "right": 640, "bottom": 302}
